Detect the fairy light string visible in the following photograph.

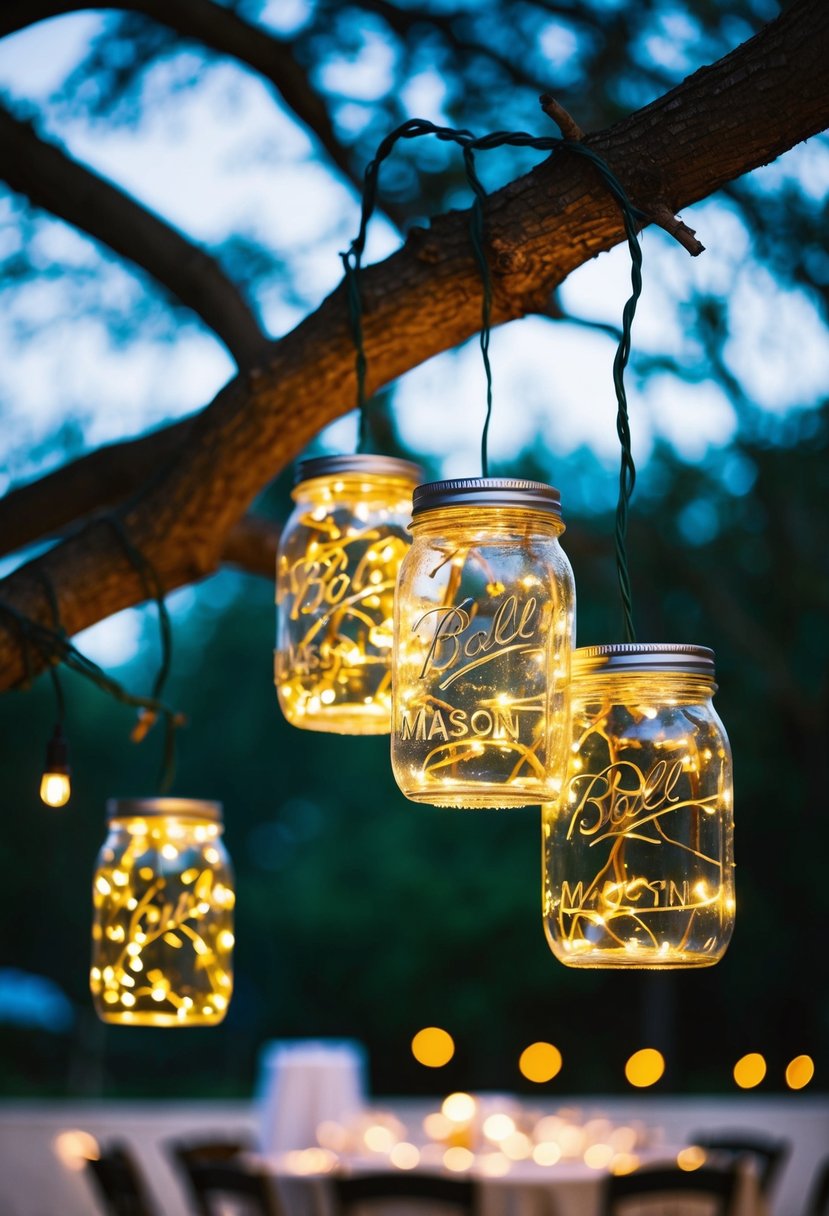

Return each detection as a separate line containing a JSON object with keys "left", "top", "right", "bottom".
{"left": 340, "top": 117, "right": 643, "bottom": 641}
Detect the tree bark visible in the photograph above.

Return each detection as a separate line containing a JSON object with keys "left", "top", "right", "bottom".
{"left": 0, "top": 0, "right": 827, "bottom": 691}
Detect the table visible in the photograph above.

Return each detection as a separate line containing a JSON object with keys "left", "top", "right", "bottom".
{"left": 268, "top": 1153, "right": 767, "bottom": 1216}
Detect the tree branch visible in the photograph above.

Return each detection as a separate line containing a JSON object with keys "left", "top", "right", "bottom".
{"left": 221, "top": 514, "right": 281, "bottom": 579}
{"left": 540, "top": 94, "right": 585, "bottom": 142}
{"left": 0, "top": 0, "right": 403, "bottom": 229}
{"left": 0, "top": 419, "right": 192, "bottom": 560}
{"left": 0, "top": 0, "right": 827, "bottom": 690}
{"left": 0, "top": 103, "right": 268, "bottom": 367}
{"left": 541, "top": 92, "right": 705, "bottom": 255}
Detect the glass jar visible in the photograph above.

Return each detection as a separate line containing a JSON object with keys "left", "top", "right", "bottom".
{"left": 543, "top": 644, "right": 735, "bottom": 968}
{"left": 276, "top": 454, "right": 423, "bottom": 734}
{"left": 91, "top": 798, "right": 235, "bottom": 1025}
{"left": 392, "top": 478, "right": 575, "bottom": 808}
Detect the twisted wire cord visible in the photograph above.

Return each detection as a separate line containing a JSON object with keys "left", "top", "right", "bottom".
{"left": 104, "top": 515, "right": 173, "bottom": 703}
{"left": 341, "top": 119, "right": 643, "bottom": 640}
{"left": 34, "top": 570, "right": 66, "bottom": 723}
{"left": 462, "top": 143, "right": 494, "bottom": 477}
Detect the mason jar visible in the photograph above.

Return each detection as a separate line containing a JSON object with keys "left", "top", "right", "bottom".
{"left": 543, "top": 644, "right": 735, "bottom": 968}
{"left": 391, "top": 478, "right": 575, "bottom": 808}
{"left": 90, "top": 798, "right": 235, "bottom": 1025}
{"left": 276, "top": 454, "right": 423, "bottom": 734}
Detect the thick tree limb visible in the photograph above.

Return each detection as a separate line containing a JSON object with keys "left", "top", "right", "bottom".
{"left": 0, "top": 0, "right": 396, "bottom": 226}
{"left": 0, "top": 420, "right": 192, "bottom": 560}
{"left": 0, "top": 103, "right": 267, "bottom": 367}
{"left": 540, "top": 92, "right": 705, "bottom": 255}
{"left": 222, "top": 515, "right": 281, "bottom": 579}
{"left": 0, "top": 0, "right": 827, "bottom": 691}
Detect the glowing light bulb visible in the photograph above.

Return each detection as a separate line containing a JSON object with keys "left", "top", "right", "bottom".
{"left": 40, "top": 771, "right": 71, "bottom": 807}
{"left": 40, "top": 723, "right": 71, "bottom": 806}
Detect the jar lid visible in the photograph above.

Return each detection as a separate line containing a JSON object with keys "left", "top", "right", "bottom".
{"left": 295, "top": 454, "right": 424, "bottom": 486}
{"left": 107, "top": 797, "right": 223, "bottom": 822}
{"left": 412, "top": 477, "right": 562, "bottom": 517}
{"left": 573, "top": 643, "right": 715, "bottom": 676}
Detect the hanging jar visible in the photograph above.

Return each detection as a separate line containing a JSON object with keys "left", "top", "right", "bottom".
{"left": 391, "top": 478, "right": 575, "bottom": 808}
{"left": 543, "top": 644, "right": 735, "bottom": 968}
{"left": 276, "top": 454, "right": 423, "bottom": 734}
{"left": 91, "top": 798, "right": 235, "bottom": 1025}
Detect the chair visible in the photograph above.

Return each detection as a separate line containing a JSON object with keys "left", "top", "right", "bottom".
{"left": 167, "top": 1136, "right": 255, "bottom": 1216}
{"left": 601, "top": 1164, "right": 740, "bottom": 1216}
{"left": 331, "top": 1173, "right": 476, "bottom": 1216}
{"left": 690, "top": 1132, "right": 790, "bottom": 1197}
{"left": 85, "top": 1143, "right": 160, "bottom": 1216}
{"left": 169, "top": 1136, "right": 252, "bottom": 1165}
{"left": 803, "top": 1155, "right": 829, "bottom": 1216}
{"left": 176, "top": 1157, "right": 284, "bottom": 1216}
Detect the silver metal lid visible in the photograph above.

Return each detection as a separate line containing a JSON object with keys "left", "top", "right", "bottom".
{"left": 295, "top": 454, "right": 424, "bottom": 486}
{"left": 573, "top": 643, "right": 715, "bottom": 676}
{"left": 107, "top": 797, "right": 223, "bottom": 822}
{"left": 412, "top": 477, "right": 562, "bottom": 517}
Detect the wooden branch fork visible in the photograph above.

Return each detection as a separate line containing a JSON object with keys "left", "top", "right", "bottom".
{"left": 540, "top": 93, "right": 706, "bottom": 256}
{"left": 0, "top": 0, "right": 827, "bottom": 692}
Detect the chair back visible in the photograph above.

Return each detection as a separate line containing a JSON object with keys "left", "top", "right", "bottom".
{"left": 804, "top": 1155, "right": 829, "bottom": 1216}
{"left": 85, "top": 1143, "right": 158, "bottom": 1216}
{"left": 332, "top": 1173, "right": 476, "bottom": 1216}
{"left": 167, "top": 1138, "right": 254, "bottom": 1216}
{"left": 602, "top": 1164, "right": 740, "bottom": 1216}
{"left": 178, "top": 1158, "right": 284, "bottom": 1216}
{"left": 691, "top": 1132, "right": 790, "bottom": 1196}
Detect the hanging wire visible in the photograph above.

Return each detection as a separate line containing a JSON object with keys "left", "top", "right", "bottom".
{"left": 340, "top": 118, "right": 643, "bottom": 641}
{"left": 105, "top": 515, "right": 173, "bottom": 704}
{"left": 0, "top": 519, "right": 182, "bottom": 794}
{"left": 462, "top": 143, "right": 494, "bottom": 477}
{"left": 34, "top": 569, "right": 67, "bottom": 726}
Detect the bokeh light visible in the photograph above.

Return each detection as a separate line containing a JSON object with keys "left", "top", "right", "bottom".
{"left": 624, "top": 1048, "right": 665, "bottom": 1088}
{"left": 533, "top": 1142, "right": 562, "bottom": 1166}
{"left": 53, "top": 1130, "right": 99, "bottom": 1171}
{"left": 390, "top": 1142, "right": 420, "bottom": 1170}
{"left": 733, "top": 1052, "right": 766, "bottom": 1089}
{"left": 441, "top": 1092, "right": 476, "bottom": 1123}
{"left": 519, "top": 1041, "right": 563, "bottom": 1083}
{"left": 678, "top": 1146, "right": 707, "bottom": 1171}
{"left": 785, "top": 1054, "right": 815, "bottom": 1090}
{"left": 411, "top": 1026, "right": 455, "bottom": 1068}
{"left": 443, "top": 1146, "right": 474, "bottom": 1172}
{"left": 584, "top": 1143, "right": 614, "bottom": 1169}
{"left": 483, "top": 1113, "right": 516, "bottom": 1142}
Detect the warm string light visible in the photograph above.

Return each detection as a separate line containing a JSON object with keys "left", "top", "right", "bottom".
{"left": 40, "top": 721, "right": 71, "bottom": 807}
{"left": 291, "top": 1096, "right": 655, "bottom": 1178}
{"left": 411, "top": 1026, "right": 455, "bottom": 1068}
{"left": 91, "top": 799, "right": 234, "bottom": 1026}
{"left": 272, "top": 1037, "right": 817, "bottom": 1178}
{"left": 276, "top": 456, "right": 422, "bottom": 735}
{"left": 544, "top": 645, "right": 734, "bottom": 969}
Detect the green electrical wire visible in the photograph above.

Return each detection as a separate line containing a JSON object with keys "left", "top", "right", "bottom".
{"left": 341, "top": 118, "right": 643, "bottom": 642}
{"left": 0, "top": 518, "right": 182, "bottom": 795}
